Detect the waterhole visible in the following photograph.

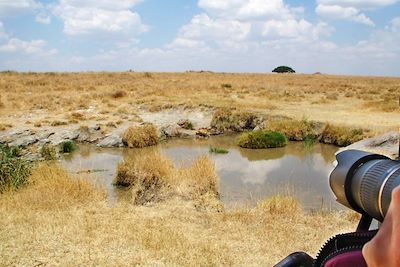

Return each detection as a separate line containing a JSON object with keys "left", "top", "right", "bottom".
{"left": 61, "top": 135, "right": 342, "bottom": 210}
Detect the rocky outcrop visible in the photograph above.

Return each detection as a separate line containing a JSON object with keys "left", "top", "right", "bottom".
{"left": 342, "top": 131, "right": 399, "bottom": 158}
{"left": 97, "top": 134, "right": 123, "bottom": 148}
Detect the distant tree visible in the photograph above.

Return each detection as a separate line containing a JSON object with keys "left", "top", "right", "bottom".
{"left": 272, "top": 66, "right": 295, "bottom": 73}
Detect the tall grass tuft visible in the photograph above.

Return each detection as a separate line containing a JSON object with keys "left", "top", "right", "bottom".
{"left": 209, "top": 147, "right": 229, "bottom": 154}
{"left": 0, "top": 145, "right": 31, "bottom": 192}
{"left": 237, "top": 130, "right": 287, "bottom": 149}
{"left": 41, "top": 144, "right": 57, "bottom": 160}
{"left": 257, "top": 195, "right": 301, "bottom": 215}
{"left": 115, "top": 151, "right": 220, "bottom": 208}
{"left": 122, "top": 124, "right": 158, "bottom": 148}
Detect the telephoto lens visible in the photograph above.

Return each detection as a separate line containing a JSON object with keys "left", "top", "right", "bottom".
{"left": 330, "top": 149, "right": 400, "bottom": 222}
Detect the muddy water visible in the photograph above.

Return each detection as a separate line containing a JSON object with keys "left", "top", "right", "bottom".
{"left": 61, "top": 135, "right": 342, "bottom": 210}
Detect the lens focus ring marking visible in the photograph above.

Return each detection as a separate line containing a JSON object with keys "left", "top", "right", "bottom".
{"left": 378, "top": 165, "right": 400, "bottom": 218}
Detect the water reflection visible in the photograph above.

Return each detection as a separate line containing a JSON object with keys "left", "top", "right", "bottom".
{"left": 61, "top": 135, "right": 341, "bottom": 210}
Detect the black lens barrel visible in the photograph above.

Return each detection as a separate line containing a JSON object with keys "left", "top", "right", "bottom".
{"left": 330, "top": 150, "right": 400, "bottom": 222}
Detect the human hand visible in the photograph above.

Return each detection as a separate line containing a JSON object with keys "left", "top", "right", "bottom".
{"left": 362, "top": 186, "right": 400, "bottom": 267}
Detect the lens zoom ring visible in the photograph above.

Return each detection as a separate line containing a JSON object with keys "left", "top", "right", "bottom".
{"left": 381, "top": 167, "right": 400, "bottom": 216}
{"left": 360, "top": 160, "right": 397, "bottom": 219}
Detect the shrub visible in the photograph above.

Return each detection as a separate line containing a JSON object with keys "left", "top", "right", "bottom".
{"left": 115, "top": 151, "right": 220, "bottom": 208}
{"left": 41, "top": 144, "right": 57, "bottom": 160}
{"left": 0, "top": 145, "right": 31, "bottom": 193}
{"left": 237, "top": 130, "right": 287, "bottom": 149}
{"left": 272, "top": 66, "right": 295, "bottom": 73}
{"left": 122, "top": 124, "right": 158, "bottom": 148}
{"left": 221, "top": 83, "right": 232, "bottom": 89}
{"left": 267, "top": 118, "right": 318, "bottom": 141}
{"left": 211, "top": 108, "right": 259, "bottom": 132}
{"left": 111, "top": 90, "right": 127, "bottom": 99}
{"left": 60, "top": 141, "right": 76, "bottom": 153}
{"left": 319, "top": 124, "right": 365, "bottom": 146}
{"left": 209, "top": 147, "right": 229, "bottom": 154}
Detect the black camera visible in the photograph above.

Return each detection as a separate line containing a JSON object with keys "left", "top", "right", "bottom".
{"left": 330, "top": 149, "right": 400, "bottom": 223}
{"left": 274, "top": 149, "right": 400, "bottom": 267}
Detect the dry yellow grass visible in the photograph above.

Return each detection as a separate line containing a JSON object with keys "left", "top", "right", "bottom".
{"left": 122, "top": 124, "right": 159, "bottom": 148}
{"left": 116, "top": 151, "right": 220, "bottom": 209}
{"left": 0, "top": 72, "right": 398, "bottom": 133}
{"left": 0, "top": 163, "right": 358, "bottom": 266}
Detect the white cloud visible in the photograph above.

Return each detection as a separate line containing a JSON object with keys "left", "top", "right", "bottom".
{"left": 198, "top": 0, "right": 292, "bottom": 20}
{"left": 316, "top": 4, "right": 374, "bottom": 26}
{"left": 52, "top": 0, "right": 147, "bottom": 36}
{"left": 170, "top": 0, "right": 331, "bottom": 51}
{"left": 0, "top": 22, "right": 7, "bottom": 39}
{"left": 316, "top": 0, "right": 399, "bottom": 26}
{"left": 0, "top": 0, "right": 41, "bottom": 17}
{"left": 317, "top": 0, "right": 399, "bottom": 9}
{"left": 387, "top": 17, "right": 400, "bottom": 32}
{"left": 0, "top": 38, "right": 57, "bottom": 55}
{"left": 35, "top": 13, "right": 51, "bottom": 24}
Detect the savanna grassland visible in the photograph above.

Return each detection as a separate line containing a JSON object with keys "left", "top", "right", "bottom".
{"left": 0, "top": 71, "right": 398, "bottom": 266}
{"left": 0, "top": 71, "right": 399, "bottom": 132}
{"left": 0, "top": 160, "right": 360, "bottom": 266}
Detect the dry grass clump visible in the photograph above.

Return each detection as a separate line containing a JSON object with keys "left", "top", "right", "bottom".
{"left": 256, "top": 195, "right": 301, "bottom": 215}
{"left": 267, "top": 118, "right": 320, "bottom": 141}
{"left": 211, "top": 108, "right": 259, "bottom": 132}
{"left": 115, "top": 151, "right": 220, "bottom": 208}
{"left": 115, "top": 151, "right": 173, "bottom": 204}
{"left": 111, "top": 89, "right": 127, "bottom": 99}
{"left": 320, "top": 124, "right": 365, "bottom": 146}
{"left": 122, "top": 124, "right": 158, "bottom": 148}
{"left": 0, "top": 123, "right": 12, "bottom": 131}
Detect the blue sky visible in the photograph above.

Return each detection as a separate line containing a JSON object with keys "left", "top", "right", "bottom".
{"left": 0, "top": 0, "right": 399, "bottom": 76}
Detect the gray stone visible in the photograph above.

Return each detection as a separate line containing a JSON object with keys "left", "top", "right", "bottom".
{"left": 342, "top": 131, "right": 400, "bottom": 158}
{"left": 9, "top": 135, "right": 38, "bottom": 147}
{"left": 97, "top": 134, "right": 123, "bottom": 147}
{"left": 161, "top": 125, "right": 181, "bottom": 138}
{"left": 48, "top": 129, "right": 80, "bottom": 145}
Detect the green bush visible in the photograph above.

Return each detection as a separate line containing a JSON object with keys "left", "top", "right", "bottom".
{"left": 60, "top": 141, "right": 76, "bottom": 153}
{"left": 272, "top": 66, "right": 295, "bottom": 73}
{"left": 0, "top": 145, "right": 31, "bottom": 192}
{"left": 237, "top": 130, "right": 288, "bottom": 149}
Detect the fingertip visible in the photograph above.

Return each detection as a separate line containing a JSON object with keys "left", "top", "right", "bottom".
{"left": 392, "top": 186, "right": 400, "bottom": 203}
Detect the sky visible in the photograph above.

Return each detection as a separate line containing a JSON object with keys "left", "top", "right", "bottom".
{"left": 0, "top": 0, "right": 399, "bottom": 76}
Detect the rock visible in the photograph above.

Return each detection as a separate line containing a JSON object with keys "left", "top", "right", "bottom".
{"left": 36, "top": 130, "right": 55, "bottom": 140}
{"left": 97, "top": 134, "right": 123, "bottom": 148}
{"left": 196, "top": 128, "right": 210, "bottom": 137}
{"left": 342, "top": 131, "right": 399, "bottom": 158}
{"left": 160, "top": 124, "right": 196, "bottom": 138}
{"left": 9, "top": 135, "right": 38, "bottom": 147}
{"left": 161, "top": 125, "right": 181, "bottom": 138}
{"left": 48, "top": 129, "right": 80, "bottom": 145}
{"left": 177, "top": 119, "right": 194, "bottom": 129}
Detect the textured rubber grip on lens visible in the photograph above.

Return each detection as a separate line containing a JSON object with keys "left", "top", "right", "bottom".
{"left": 381, "top": 167, "right": 400, "bottom": 217}
{"left": 360, "top": 160, "right": 397, "bottom": 220}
